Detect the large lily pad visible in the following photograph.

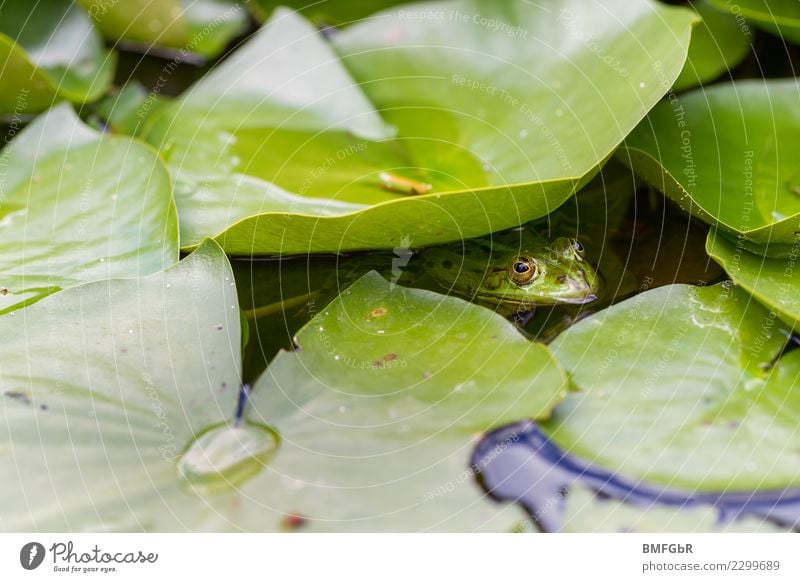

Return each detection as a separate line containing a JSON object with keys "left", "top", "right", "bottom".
{"left": 143, "top": 0, "right": 695, "bottom": 254}
{"left": 241, "top": 271, "right": 567, "bottom": 530}
{"left": 0, "top": 241, "right": 243, "bottom": 531}
{"left": 0, "top": 104, "right": 178, "bottom": 313}
{"left": 561, "top": 485, "right": 786, "bottom": 532}
{"left": 1, "top": 260, "right": 568, "bottom": 531}
{"left": 674, "top": 0, "right": 751, "bottom": 91}
{"left": 249, "top": 0, "right": 408, "bottom": 25}
{"left": 707, "top": 229, "right": 800, "bottom": 330}
{"left": 619, "top": 80, "right": 800, "bottom": 247}
{"left": 0, "top": 0, "right": 114, "bottom": 114}
{"left": 709, "top": 0, "right": 800, "bottom": 43}
{"left": 547, "top": 283, "right": 800, "bottom": 491}
{"left": 78, "top": 0, "right": 249, "bottom": 59}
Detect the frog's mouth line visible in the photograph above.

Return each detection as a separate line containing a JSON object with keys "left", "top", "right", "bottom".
{"left": 472, "top": 291, "right": 598, "bottom": 307}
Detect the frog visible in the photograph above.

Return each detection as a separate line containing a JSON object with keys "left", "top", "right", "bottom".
{"left": 416, "top": 228, "right": 600, "bottom": 316}
{"left": 240, "top": 228, "right": 600, "bottom": 322}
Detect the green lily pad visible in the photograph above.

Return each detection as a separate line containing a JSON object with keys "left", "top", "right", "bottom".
{"left": 143, "top": 0, "right": 695, "bottom": 254}
{"left": 0, "top": 104, "right": 178, "bottom": 313}
{"left": 77, "top": 0, "right": 249, "bottom": 59}
{"left": 93, "top": 82, "right": 151, "bottom": 135}
{"left": 560, "top": 486, "right": 786, "bottom": 532}
{"left": 709, "top": 0, "right": 800, "bottom": 43}
{"left": 249, "top": 0, "right": 408, "bottom": 25}
{"left": 0, "top": 241, "right": 244, "bottom": 531}
{"left": 619, "top": 79, "right": 800, "bottom": 247}
{"left": 548, "top": 283, "right": 800, "bottom": 491}
{"left": 241, "top": 271, "right": 567, "bottom": 530}
{"left": 707, "top": 229, "right": 800, "bottom": 330}
{"left": 1, "top": 258, "right": 567, "bottom": 531}
{"left": 674, "top": 0, "right": 752, "bottom": 91}
{"left": 0, "top": 0, "right": 114, "bottom": 113}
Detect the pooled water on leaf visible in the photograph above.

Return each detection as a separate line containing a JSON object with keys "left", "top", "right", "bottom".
{"left": 178, "top": 423, "right": 279, "bottom": 495}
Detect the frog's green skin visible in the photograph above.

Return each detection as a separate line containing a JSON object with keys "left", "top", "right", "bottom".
{"left": 417, "top": 229, "right": 600, "bottom": 315}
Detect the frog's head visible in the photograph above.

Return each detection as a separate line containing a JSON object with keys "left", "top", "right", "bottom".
{"left": 424, "top": 234, "right": 600, "bottom": 310}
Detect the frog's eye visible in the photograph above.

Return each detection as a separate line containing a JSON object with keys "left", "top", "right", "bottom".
{"left": 509, "top": 257, "right": 538, "bottom": 285}
{"left": 570, "top": 239, "right": 584, "bottom": 254}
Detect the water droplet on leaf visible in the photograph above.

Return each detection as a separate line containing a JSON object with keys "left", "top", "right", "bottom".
{"left": 178, "top": 423, "right": 278, "bottom": 495}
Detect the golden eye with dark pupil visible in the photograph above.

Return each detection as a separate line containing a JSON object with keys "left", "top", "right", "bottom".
{"left": 509, "top": 258, "right": 537, "bottom": 284}
{"left": 570, "top": 239, "right": 584, "bottom": 254}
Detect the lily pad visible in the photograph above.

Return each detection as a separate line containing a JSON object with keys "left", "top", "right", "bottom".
{"left": 242, "top": 271, "right": 567, "bottom": 530}
{"left": 143, "top": 0, "right": 695, "bottom": 254}
{"left": 93, "top": 82, "right": 151, "bottom": 135}
{"left": 674, "top": 0, "right": 752, "bottom": 91}
{"left": 0, "top": 241, "right": 244, "bottom": 531}
{"left": 77, "top": 0, "right": 249, "bottom": 59}
{"left": 561, "top": 486, "right": 786, "bottom": 532}
{"left": 0, "top": 0, "right": 114, "bottom": 113}
{"left": 0, "top": 104, "right": 178, "bottom": 313}
{"left": 547, "top": 283, "right": 800, "bottom": 491}
{"left": 619, "top": 79, "right": 800, "bottom": 247}
{"left": 709, "top": 0, "right": 800, "bottom": 43}
{"left": 1, "top": 259, "right": 568, "bottom": 531}
{"left": 707, "top": 229, "right": 800, "bottom": 330}
{"left": 249, "top": 0, "right": 408, "bottom": 25}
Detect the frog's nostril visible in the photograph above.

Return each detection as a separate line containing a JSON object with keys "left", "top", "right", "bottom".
{"left": 567, "top": 277, "right": 589, "bottom": 291}
{"left": 556, "top": 274, "right": 567, "bottom": 283}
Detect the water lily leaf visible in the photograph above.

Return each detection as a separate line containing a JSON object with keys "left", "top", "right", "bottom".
{"left": 0, "top": 240, "right": 245, "bottom": 531}
{"left": 619, "top": 80, "right": 800, "bottom": 246}
{"left": 77, "top": 0, "right": 249, "bottom": 59}
{"left": 240, "top": 271, "right": 567, "bottom": 530}
{"left": 249, "top": 0, "right": 408, "bottom": 25}
{"left": 709, "top": 0, "right": 800, "bottom": 43}
{"left": 93, "top": 82, "right": 151, "bottom": 135}
{"left": 707, "top": 229, "right": 800, "bottom": 330}
{"left": 0, "top": 0, "right": 114, "bottom": 113}
{"left": 674, "top": 0, "right": 752, "bottom": 91}
{"left": 1, "top": 260, "right": 566, "bottom": 531}
{"left": 561, "top": 486, "right": 786, "bottom": 532}
{"left": 0, "top": 104, "right": 178, "bottom": 313}
{"left": 143, "top": 0, "right": 695, "bottom": 254}
{"left": 547, "top": 283, "right": 800, "bottom": 491}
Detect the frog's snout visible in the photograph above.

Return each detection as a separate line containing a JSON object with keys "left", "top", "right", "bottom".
{"left": 559, "top": 267, "right": 600, "bottom": 303}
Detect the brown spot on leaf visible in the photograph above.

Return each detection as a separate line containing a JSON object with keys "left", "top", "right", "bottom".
{"left": 281, "top": 513, "right": 306, "bottom": 531}
{"left": 369, "top": 307, "right": 388, "bottom": 318}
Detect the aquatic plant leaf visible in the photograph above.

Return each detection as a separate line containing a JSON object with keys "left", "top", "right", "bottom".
{"left": 472, "top": 420, "right": 797, "bottom": 532}
{"left": 1, "top": 263, "right": 566, "bottom": 531}
{"left": 143, "top": 0, "right": 695, "bottom": 254}
{"left": 0, "top": 0, "right": 114, "bottom": 113}
{"left": 238, "top": 271, "right": 567, "bottom": 530}
{"left": 709, "top": 0, "right": 800, "bottom": 43}
{"left": 561, "top": 486, "right": 787, "bottom": 532}
{"left": 0, "top": 241, "right": 243, "bottom": 530}
{"left": 619, "top": 80, "right": 800, "bottom": 248}
{"left": 77, "top": 0, "right": 248, "bottom": 59}
{"left": 248, "top": 0, "right": 408, "bottom": 25}
{"left": 674, "top": 0, "right": 751, "bottom": 91}
{"left": 0, "top": 104, "right": 178, "bottom": 313}
{"left": 707, "top": 229, "right": 800, "bottom": 331}
{"left": 548, "top": 283, "right": 800, "bottom": 491}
